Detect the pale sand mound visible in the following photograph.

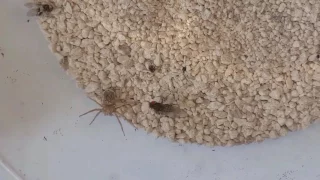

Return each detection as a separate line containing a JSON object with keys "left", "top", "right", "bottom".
{"left": 36, "top": 0, "right": 320, "bottom": 146}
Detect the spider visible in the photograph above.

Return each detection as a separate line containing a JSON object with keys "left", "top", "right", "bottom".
{"left": 80, "top": 90, "right": 128, "bottom": 136}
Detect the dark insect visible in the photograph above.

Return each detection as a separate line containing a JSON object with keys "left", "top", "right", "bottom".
{"left": 182, "top": 66, "right": 186, "bottom": 72}
{"left": 317, "top": 54, "right": 320, "bottom": 59}
{"left": 149, "top": 65, "right": 156, "bottom": 72}
{"left": 25, "top": 2, "right": 54, "bottom": 17}
{"left": 79, "top": 90, "right": 128, "bottom": 136}
{"left": 149, "top": 101, "right": 174, "bottom": 113}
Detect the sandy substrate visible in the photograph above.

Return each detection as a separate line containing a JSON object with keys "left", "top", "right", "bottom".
{"left": 36, "top": 0, "right": 320, "bottom": 146}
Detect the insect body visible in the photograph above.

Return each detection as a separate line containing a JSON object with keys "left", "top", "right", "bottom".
{"left": 148, "top": 65, "right": 156, "bottom": 72}
{"left": 149, "top": 101, "right": 174, "bottom": 113}
{"left": 25, "top": 2, "right": 54, "bottom": 17}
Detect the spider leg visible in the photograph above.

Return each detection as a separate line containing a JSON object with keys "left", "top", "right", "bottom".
{"left": 79, "top": 108, "right": 101, "bottom": 117}
{"left": 115, "top": 114, "right": 125, "bottom": 136}
{"left": 115, "top": 104, "right": 127, "bottom": 109}
{"left": 89, "top": 111, "right": 102, "bottom": 125}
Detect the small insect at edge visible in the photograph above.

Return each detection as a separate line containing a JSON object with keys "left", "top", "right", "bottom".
{"left": 25, "top": 2, "right": 54, "bottom": 17}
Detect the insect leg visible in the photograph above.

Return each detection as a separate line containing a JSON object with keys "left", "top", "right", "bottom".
{"left": 79, "top": 108, "right": 101, "bottom": 117}
{"left": 115, "top": 114, "right": 125, "bottom": 136}
{"left": 89, "top": 111, "right": 102, "bottom": 125}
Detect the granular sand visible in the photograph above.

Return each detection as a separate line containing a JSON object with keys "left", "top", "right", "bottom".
{"left": 35, "top": 0, "right": 320, "bottom": 146}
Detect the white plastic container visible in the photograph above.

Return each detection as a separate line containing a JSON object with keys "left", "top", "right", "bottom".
{"left": 1, "top": 1, "right": 320, "bottom": 180}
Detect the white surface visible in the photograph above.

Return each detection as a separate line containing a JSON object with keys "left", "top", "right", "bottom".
{"left": 1, "top": 1, "right": 320, "bottom": 180}
{"left": 0, "top": 167, "right": 16, "bottom": 180}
